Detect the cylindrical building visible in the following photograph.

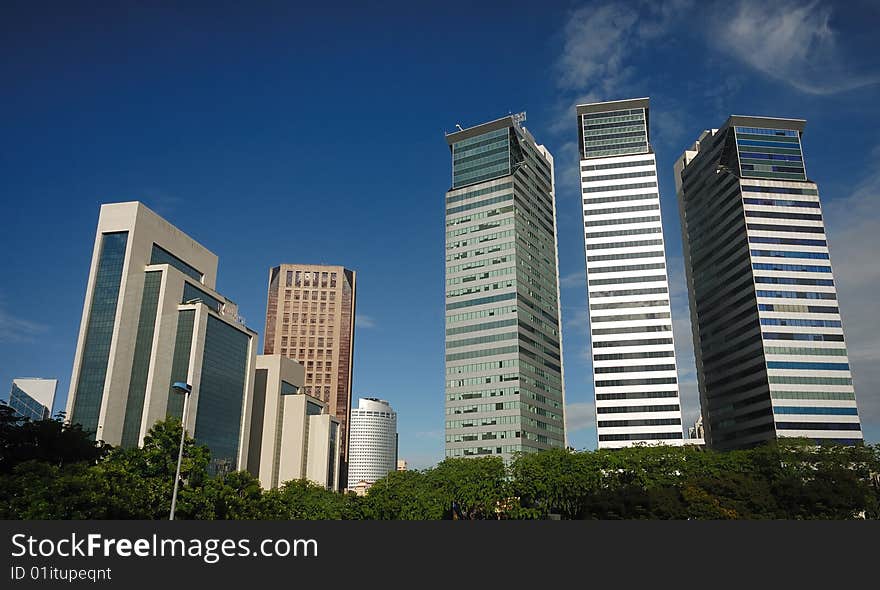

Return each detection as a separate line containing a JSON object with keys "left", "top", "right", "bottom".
{"left": 346, "top": 397, "right": 397, "bottom": 489}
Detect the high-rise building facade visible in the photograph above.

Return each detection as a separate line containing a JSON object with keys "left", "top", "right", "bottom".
{"left": 67, "top": 202, "right": 259, "bottom": 473}
{"left": 577, "top": 98, "right": 684, "bottom": 448}
{"left": 247, "top": 354, "right": 340, "bottom": 490}
{"left": 444, "top": 113, "right": 566, "bottom": 460}
{"left": 675, "top": 115, "right": 862, "bottom": 449}
{"left": 347, "top": 397, "right": 397, "bottom": 489}
{"left": 7, "top": 378, "right": 57, "bottom": 421}
{"left": 263, "top": 263, "right": 355, "bottom": 487}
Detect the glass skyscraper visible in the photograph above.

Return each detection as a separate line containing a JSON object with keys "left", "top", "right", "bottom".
{"left": 674, "top": 115, "right": 862, "bottom": 450}
{"left": 67, "top": 202, "right": 259, "bottom": 473}
{"left": 444, "top": 113, "right": 566, "bottom": 460}
{"left": 577, "top": 98, "right": 684, "bottom": 448}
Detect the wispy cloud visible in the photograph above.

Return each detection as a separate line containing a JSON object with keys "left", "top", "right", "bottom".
{"left": 355, "top": 314, "right": 376, "bottom": 329}
{"left": 823, "top": 146, "right": 880, "bottom": 424}
{"left": 709, "top": 0, "right": 880, "bottom": 95}
{"left": 565, "top": 401, "right": 596, "bottom": 434}
{"left": 0, "top": 299, "right": 48, "bottom": 343}
{"left": 559, "top": 271, "right": 585, "bottom": 289}
{"left": 548, "top": 1, "right": 695, "bottom": 193}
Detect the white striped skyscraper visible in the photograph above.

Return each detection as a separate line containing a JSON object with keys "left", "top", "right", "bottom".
{"left": 674, "top": 115, "right": 862, "bottom": 450}
{"left": 577, "top": 98, "right": 684, "bottom": 449}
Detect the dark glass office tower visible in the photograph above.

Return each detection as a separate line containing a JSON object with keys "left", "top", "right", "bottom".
{"left": 675, "top": 116, "right": 862, "bottom": 450}
{"left": 444, "top": 113, "right": 566, "bottom": 460}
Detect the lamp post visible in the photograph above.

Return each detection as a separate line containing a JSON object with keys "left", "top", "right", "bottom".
{"left": 169, "top": 381, "right": 192, "bottom": 521}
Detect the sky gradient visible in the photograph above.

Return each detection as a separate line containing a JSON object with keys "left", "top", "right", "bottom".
{"left": 2, "top": 0, "right": 879, "bottom": 468}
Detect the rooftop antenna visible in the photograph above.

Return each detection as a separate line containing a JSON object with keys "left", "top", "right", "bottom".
{"left": 455, "top": 123, "right": 464, "bottom": 131}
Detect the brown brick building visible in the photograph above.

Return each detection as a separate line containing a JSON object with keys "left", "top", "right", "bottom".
{"left": 263, "top": 264, "right": 356, "bottom": 488}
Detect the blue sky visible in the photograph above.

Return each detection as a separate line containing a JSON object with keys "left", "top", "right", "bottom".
{"left": 2, "top": 0, "right": 879, "bottom": 468}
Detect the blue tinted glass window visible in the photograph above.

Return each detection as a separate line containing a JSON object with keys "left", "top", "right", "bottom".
{"left": 182, "top": 282, "right": 223, "bottom": 312}
{"left": 767, "top": 361, "right": 849, "bottom": 370}
{"left": 121, "top": 271, "right": 162, "bottom": 447}
{"left": 194, "top": 316, "right": 251, "bottom": 474}
{"left": 72, "top": 231, "right": 128, "bottom": 435}
{"left": 150, "top": 244, "right": 202, "bottom": 281}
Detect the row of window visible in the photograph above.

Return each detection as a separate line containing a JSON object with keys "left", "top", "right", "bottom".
{"left": 590, "top": 298, "right": 669, "bottom": 311}
{"left": 591, "top": 311, "right": 671, "bottom": 323}
{"left": 598, "top": 418, "right": 681, "bottom": 428}
{"left": 446, "top": 358, "right": 517, "bottom": 375}
{"left": 590, "top": 287, "right": 669, "bottom": 298}
{"left": 755, "top": 276, "right": 834, "bottom": 286}
{"left": 751, "top": 250, "right": 828, "bottom": 260}
{"left": 747, "top": 223, "right": 824, "bottom": 234}
{"left": 582, "top": 181, "right": 657, "bottom": 194}
{"left": 767, "top": 361, "right": 849, "bottom": 371}
{"left": 445, "top": 345, "right": 519, "bottom": 362}
{"left": 743, "top": 198, "right": 818, "bottom": 209}
{"left": 741, "top": 185, "right": 817, "bottom": 196}
{"left": 758, "top": 304, "right": 838, "bottom": 314}
{"left": 773, "top": 406, "right": 858, "bottom": 415}
{"left": 753, "top": 263, "right": 831, "bottom": 273}
{"left": 583, "top": 203, "right": 659, "bottom": 217}
{"left": 599, "top": 432, "right": 683, "bottom": 442}
{"left": 587, "top": 226, "right": 662, "bottom": 239}
{"left": 593, "top": 350, "right": 674, "bottom": 361}
{"left": 585, "top": 215, "right": 661, "bottom": 228}
{"left": 768, "top": 376, "right": 853, "bottom": 385}
{"left": 589, "top": 274, "right": 667, "bottom": 286}
{"left": 595, "top": 363, "right": 676, "bottom": 374}
{"left": 764, "top": 346, "right": 847, "bottom": 356}
{"left": 581, "top": 158, "right": 654, "bottom": 172}
{"left": 770, "top": 391, "right": 855, "bottom": 401}
{"left": 763, "top": 332, "right": 844, "bottom": 342}
{"left": 756, "top": 290, "right": 835, "bottom": 300}
{"left": 446, "top": 193, "right": 513, "bottom": 216}
{"left": 596, "top": 390, "right": 678, "bottom": 400}
{"left": 592, "top": 324, "right": 672, "bottom": 336}
{"left": 776, "top": 422, "right": 861, "bottom": 431}
{"left": 585, "top": 238, "right": 664, "bottom": 251}
{"left": 583, "top": 192, "right": 659, "bottom": 205}
{"left": 595, "top": 377, "right": 678, "bottom": 388}
{"left": 581, "top": 170, "right": 656, "bottom": 183}
{"left": 760, "top": 318, "right": 841, "bottom": 328}
{"left": 588, "top": 262, "right": 666, "bottom": 275}
{"left": 593, "top": 337, "right": 674, "bottom": 348}
{"left": 587, "top": 250, "right": 665, "bottom": 263}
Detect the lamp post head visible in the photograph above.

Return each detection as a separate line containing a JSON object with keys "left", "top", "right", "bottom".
{"left": 171, "top": 382, "right": 192, "bottom": 395}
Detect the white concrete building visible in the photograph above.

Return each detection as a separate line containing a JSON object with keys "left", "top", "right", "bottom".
{"left": 577, "top": 98, "right": 684, "bottom": 448}
{"left": 248, "top": 354, "right": 340, "bottom": 490}
{"left": 66, "top": 201, "right": 258, "bottom": 473}
{"left": 347, "top": 397, "right": 397, "bottom": 489}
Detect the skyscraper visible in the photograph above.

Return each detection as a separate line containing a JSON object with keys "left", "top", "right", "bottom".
{"left": 347, "top": 397, "right": 397, "bottom": 489}
{"left": 577, "top": 98, "right": 684, "bottom": 448}
{"left": 444, "top": 113, "right": 566, "bottom": 460}
{"left": 263, "top": 263, "right": 355, "bottom": 487}
{"left": 67, "top": 202, "right": 259, "bottom": 472}
{"left": 675, "top": 115, "right": 862, "bottom": 449}
{"left": 7, "top": 378, "right": 57, "bottom": 421}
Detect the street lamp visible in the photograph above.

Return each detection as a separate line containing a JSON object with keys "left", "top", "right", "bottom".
{"left": 169, "top": 381, "right": 192, "bottom": 521}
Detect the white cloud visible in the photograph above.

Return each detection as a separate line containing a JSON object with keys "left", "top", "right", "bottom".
{"left": 559, "top": 271, "right": 585, "bottom": 289}
{"left": 355, "top": 314, "right": 376, "bottom": 329}
{"left": 710, "top": 0, "right": 880, "bottom": 95}
{"left": 565, "top": 401, "right": 596, "bottom": 433}
{"left": 823, "top": 148, "right": 880, "bottom": 425}
{"left": 0, "top": 300, "right": 48, "bottom": 343}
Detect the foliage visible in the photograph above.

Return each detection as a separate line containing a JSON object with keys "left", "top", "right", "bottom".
{"left": 1, "top": 412, "right": 878, "bottom": 519}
